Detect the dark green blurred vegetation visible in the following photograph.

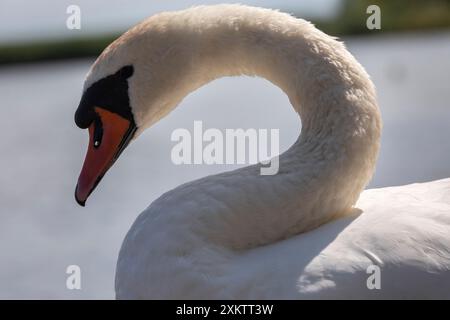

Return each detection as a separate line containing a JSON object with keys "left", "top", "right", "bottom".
{"left": 1, "top": 0, "right": 449, "bottom": 65}
{"left": 310, "top": 0, "right": 450, "bottom": 36}
{"left": 0, "top": 34, "right": 118, "bottom": 65}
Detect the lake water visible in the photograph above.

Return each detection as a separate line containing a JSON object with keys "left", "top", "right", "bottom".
{"left": 0, "top": 32, "right": 449, "bottom": 299}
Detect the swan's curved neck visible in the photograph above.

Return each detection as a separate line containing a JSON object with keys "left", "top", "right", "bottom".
{"left": 126, "top": 7, "right": 381, "bottom": 250}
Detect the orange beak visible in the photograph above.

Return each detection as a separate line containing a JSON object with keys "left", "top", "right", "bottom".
{"left": 75, "top": 107, "right": 136, "bottom": 206}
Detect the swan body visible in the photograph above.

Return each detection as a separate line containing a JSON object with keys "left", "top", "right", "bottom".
{"left": 118, "top": 178, "right": 450, "bottom": 299}
{"left": 74, "top": 5, "right": 450, "bottom": 299}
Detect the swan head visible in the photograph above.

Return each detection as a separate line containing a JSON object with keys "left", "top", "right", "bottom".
{"left": 74, "top": 17, "right": 196, "bottom": 206}
{"left": 74, "top": 63, "right": 137, "bottom": 206}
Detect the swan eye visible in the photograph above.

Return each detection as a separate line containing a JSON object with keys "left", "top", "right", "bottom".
{"left": 93, "top": 116, "right": 103, "bottom": 148}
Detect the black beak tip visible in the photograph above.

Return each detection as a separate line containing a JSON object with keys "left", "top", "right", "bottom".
{"left": 74, "top": 185, "right": 86, "bottom": 207}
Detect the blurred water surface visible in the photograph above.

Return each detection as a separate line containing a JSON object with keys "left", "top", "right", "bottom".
{"left": 0, "top": 32, "right": 449, "bottom": 298}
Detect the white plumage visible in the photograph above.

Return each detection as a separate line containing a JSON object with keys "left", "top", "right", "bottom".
{"left": 83, "top": 5, "right": 450, "bottom": 299}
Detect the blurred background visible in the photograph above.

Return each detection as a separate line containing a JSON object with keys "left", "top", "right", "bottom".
{"left": 0, "top": 0, "right": 449, "bottom": 299}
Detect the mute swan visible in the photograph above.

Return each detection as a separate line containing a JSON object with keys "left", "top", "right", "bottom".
{"left": 74, "top": 5, "right": 450, "bottom": 299}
